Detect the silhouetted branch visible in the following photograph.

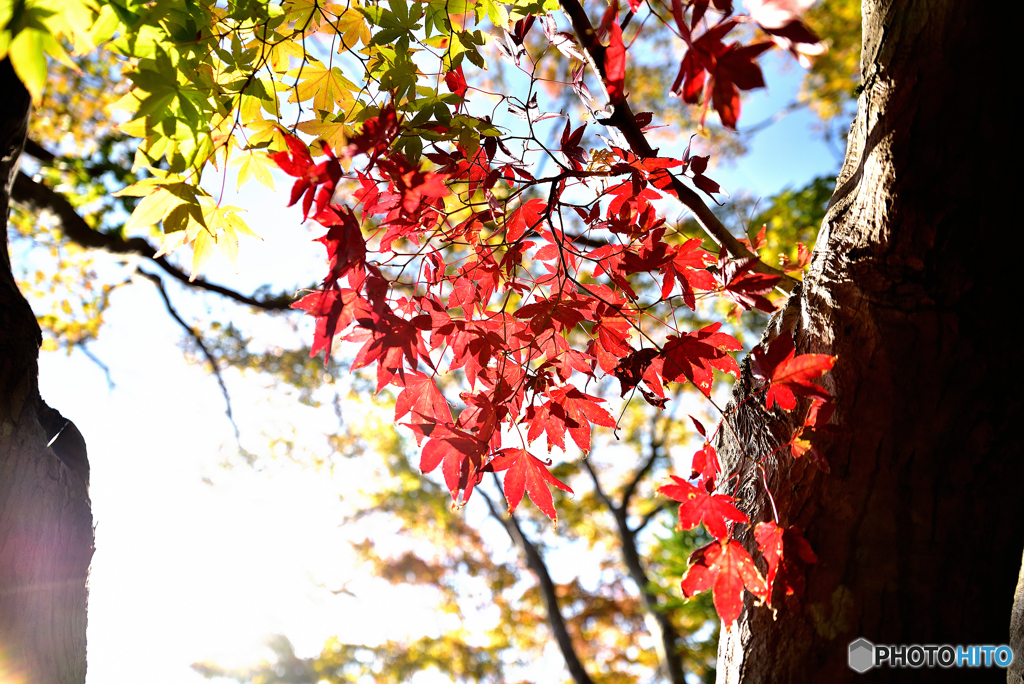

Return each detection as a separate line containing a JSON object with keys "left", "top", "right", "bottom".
{"left": 621, "top": 430, "right": 663, "bottom": 510}
{"left": 478, "top": 486, "right": 595, "bottom": 684}
{"left": 582, "top": 441, "right": 685, "bottom": 683}
{"left": 11, "top": 171, "right": 295, "bottom": 311}
{"left": 737, "top": 101, "right": 806, "bottom": 137}
{"left": 582, "top": 457, "right": 618, "bottom": 513}
{"left": 634, "top": 503, "right": 666, "bottom": 535}
{"left": 23, "top": 138, "right": 55, "bottom": 163}
{"left": 137, "top": 269, "right": 241, "bottom": 446}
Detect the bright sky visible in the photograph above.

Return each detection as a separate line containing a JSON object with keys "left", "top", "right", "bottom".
{"left": 30, "top": 47, "right": 841, "bottom": 684}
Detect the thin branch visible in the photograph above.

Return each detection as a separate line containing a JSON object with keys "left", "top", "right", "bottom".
{"left": 633, "top": 502, "right": 666, "bottom": 535}
{"left": 557, "top": 0, "right": 798, "bottom": 295}
{"left": 77, "top": 342, "right": 115, "bottom": 390}
{"left": 620, "top": 427, "right": 663, "bottom": 510}
{"left": 582, "top": 457, "right": 618, "bottom": 513}
{"left": 582, "top": 439, "right": 685, "bottom": 681}
{"left": 478, "top": 487, "right": 595, "bottom": 684}
{"left": 603, "top": 490, "right": 687, "bottom": 683}
{"left": 11, "top": 171, "right": 296, "bottom": 311}
{"left": 137, "top": 269, "right": 242, "bottom": 446}
{"left": 737, "top": 100, "right": 806, "bottom": 137}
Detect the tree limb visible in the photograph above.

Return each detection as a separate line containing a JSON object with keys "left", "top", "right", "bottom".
{"left": 136, "top": 269, "right": 242, "bottom": 445}
{"left": 23, "top": 138, "right": 55, "bottom": 163}
{"left": 478, "top": 487, "right": 595, "bottom": 684}
{"left": 620, "top": 422, "right": 664, "bottom": 509}
{"left": 582, "top": 457, "right": 618, "bottom": 514}
{"left": 583, "top": 450, "right": 686, "bottom": 683}
{"left": 557, "top": 0, "right": 798, "bottom": 295}
{"left": 634, "top": 502, "right": 666, "bottom": 535}
{"left": 10, "top": 170, "right": 296, "bottom": 311}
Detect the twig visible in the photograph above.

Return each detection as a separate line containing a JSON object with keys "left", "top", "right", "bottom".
{"left": 77, "top": 342, "right": 115, "bottom": 390}
{"left": 737, "top": 101, "right": 806, "bottom": 137}
{"left": 634, "top": 502, "right": 665, "bottom": 535}
{"left": 557, "top": 0, "right": 798, "bottom": 295}
{"left": 137, "top": 269, "right": 242, "bottom": 447}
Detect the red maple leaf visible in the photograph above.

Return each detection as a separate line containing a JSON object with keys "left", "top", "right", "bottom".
{"left": 779, "top": 242, "right": 812, "bottom": 273}
{"left": 292, "top": 286, "right": 365, "bottom": 360}
{"left": 690, "top": 442, "right": 721, "bottom": 484}
{"left": 750, "top": 334, "right": 835, "bottom": 410}
{"left": 513, "top": 295, "right": 589, "bottom": 335}
{"left": 444, "top": 65, "right": 468, "bottom": 98}
{"left": 680, "top": 538, "right": 767, "bottom": 626}
{"left": 420, "top": 425, "right": 489, "bottom": 505}
{"left": 376, "top": 155, "right": 450, "bottom": 215}
{"left": 271, "top": 134, "right": 343, "bottom": 220}
{"left": 443, "top": 322, "right": 507, "bottom": 390}
{"left": 659, "top": 238, "right": 717, "bottom": 309}
{"left": 714, "top": 256, "right": 779, "bottom": 312}
{"left": 753, "top": 521, "right": 817, "bottom": 604}
{"left": 351, "top": 312, "right": 433, "bottom": 392}
{"left": 588, "top": 298, "right": 635, "bottom": 374}
{"left": 312, "top": 205, "right": 366, "bottom": 285}
{"left": 669, "top": 19, "right": 772, "bottom": 129}
{"left": 786, "top": 397, "right": 835, "bottom": 472}
{"left": 559, "top": 120, "right": 587, "bottom": 171}
{"left": 526, "top": 385, "right": 616, "bottom": 453}
{"left": 613, "top": 347, "right": 659, "bottom": 397}
{"left": 662, "top": 322, "right": 741, "bottom": 396}
{"left": 745, "top": 0, "right": 826, "bottom": 68}
{"left": 484, "top": 448, "right": 573, "bottom": 522}
{"left": 711, "top": 41, "right": 774, "bottom": 129}
{"left": 605, "top": 20, "right": 626, "bottom": 103}
{"left": 660, "top": 475, "right": 748, "bottom": 539}
{"left": 344, "top": 104, "right": 400, "bottom": 165}
{"left": 394, "top": 371, "right": 453, "bottom": 427}
{"left": 505, "top": 198, "right": 547, "bottom": 243}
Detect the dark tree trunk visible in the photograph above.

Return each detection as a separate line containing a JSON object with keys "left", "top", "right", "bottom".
{"left": 1, "top": 59, "right": 93, "bottom": 684}
{"left": 714, "top": 2, "right": 1022, "bottom": 682}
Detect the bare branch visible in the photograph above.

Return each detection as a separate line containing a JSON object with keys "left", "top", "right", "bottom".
{"left": 620, "top": 430, "right": 662, "bottom": 510}
{"left": 478, "top": 487, "right": 595, "bottom": 684}
{"left": 11, "top": 171, "right": 296, "bottom": 311}
{"left": 737, "top": 101, "right": 806, "bottom": 137}
{"left": 23, "top": 138, "right": 55, "bottom": 163}
{"left": 582, "top": 457, "right": 618, "bottom": 513}
{"left": 137, "top": 269, "right": 242, "bottom": 446}
{"left": 581, "top": 438, "right": 685, "bottom": 681}
{"left": 557, "top": 0, "right": 798, "bottom": 295}
{"left": 633, "top": 502, "right": 666, "bottom": 536}
{"left": 77, "top": 342, "right": 115, "bottom": 390}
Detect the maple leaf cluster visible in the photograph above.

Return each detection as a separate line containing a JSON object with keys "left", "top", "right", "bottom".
{"left": 658, "top": 332, "right": 834, "bottom": 626}
{"left": 273, "top": 0, "right": 832, "bottom": 629}
{"left": 276, "top": 111, "right": 782, "bottom": 523}
{"left": 663, "top": 0, "right": 825, "bottom": 128}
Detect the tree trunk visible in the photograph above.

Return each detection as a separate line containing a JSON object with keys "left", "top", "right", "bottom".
{"left": 714, "top": 2, "right": 1021, "bottom": 682}
{"left": 1, "top": 59, "right": 93, "bottom": 684}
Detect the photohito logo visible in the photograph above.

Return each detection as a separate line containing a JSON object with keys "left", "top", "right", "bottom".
{"left": 848, "top": 638, "right": 1014, "bottom": 672}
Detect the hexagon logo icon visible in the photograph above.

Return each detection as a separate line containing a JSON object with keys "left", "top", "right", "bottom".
{"left": 848, "top": 638, "right": 875, "bottom": 673}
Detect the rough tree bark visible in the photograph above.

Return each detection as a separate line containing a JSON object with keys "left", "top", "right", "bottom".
{"left": 0, "top": 59, "right": 93, "bottom": 683}
{"left": 714, "top": 2, "right": 1021, "bottom": 682}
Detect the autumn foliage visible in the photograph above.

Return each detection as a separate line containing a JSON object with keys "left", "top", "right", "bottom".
{"left": 1, "top": 0, "right": 836, "bottom": 639}
{"left": 262, "top": 0, "right": 833, "bottom": 629}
